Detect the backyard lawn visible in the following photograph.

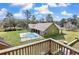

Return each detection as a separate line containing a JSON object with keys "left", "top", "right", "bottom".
{"left": 63, "top": 30, "right": 79, "bottom": 43}
{"left": 0, "top": 30, "right": 27, "bottom": 46}
{"left": 0, "top": 29, "right": 79, "bottom": 47}
{"left": 44, "top": 29, "right": 79, "bottom": 43}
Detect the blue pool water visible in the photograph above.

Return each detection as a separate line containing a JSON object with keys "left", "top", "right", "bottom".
{"left": 23, "top": 32, "right": 39, "bottom": 38}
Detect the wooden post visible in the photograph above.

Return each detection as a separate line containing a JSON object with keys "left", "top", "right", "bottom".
{"left": 48, "top": 40, "right": 52, "bottom": 55}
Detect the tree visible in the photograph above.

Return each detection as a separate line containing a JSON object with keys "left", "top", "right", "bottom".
{"left": 46, "top": 14, "right": 53, "bottom": 22}
{"left": 23, "top": 10, "right": 31, "bottom": 28}
{"left": 2, "top": 18, "right": 9, "bottom": 30}
{"left": 39, "top": 18, "right": 45, "bottom": 23}
{"left": 23, "top": 10, "right": 31, "bottom": 22}
{"left": 60, "top": 18, "right": 66, "bottom": 27}
{"left": 67, "top": 15, "right": 78, "bottom": 25}
{"left": 71, "top": 15, "right": 78, "bottom": 25}
{"left": 11, "top": 19, "right": 17, "bottom": 30}
{"left": 17, "top": 20, "right": 27, "bottom": 29}
{"left": 6, "top": 11, "right": 13, "bottom": 30}
{"left": 30, "top": 15, "right": 36, "bottom": 24}
{"left": 77, "top": 20, "right": 79, "bottom": 28}
{"left": 3, "top": 11, "right": 17, "bottom": 31}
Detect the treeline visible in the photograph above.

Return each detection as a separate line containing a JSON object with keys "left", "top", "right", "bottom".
{"left": 0, "top": 10, "right": 54, "bottom": 31}
{"left": 60, "top": 15, "right": 79, "bottom": 27}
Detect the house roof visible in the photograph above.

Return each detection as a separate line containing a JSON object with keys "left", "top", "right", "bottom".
{"left": 28, "top": 23, "right": 61, "bottom": 32}
{"left": 54, "top": 23, "right": 61, "bottom": 30}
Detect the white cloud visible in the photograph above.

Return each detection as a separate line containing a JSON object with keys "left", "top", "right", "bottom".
{"left": 34, "top": 5, "right": 53, "bottom": 20}
{"left": 34, "top": 5, "right": 53, "bottom": 14}
{"left": 58, "top": 3, "right": 70, "bottom": 7}
{"left": 48, "top": 3, "right": 70, "bottom": 7}
{"left": 1, "top": 8, "right": 8, "bottom": 12}
{"left": 36, "top": 14, "right": 43, "bottom": 20}
{"left": 33, "top": 12, "right": 39, "bottom": 15}
{"left": 11, "top": 3, "right": 26, "bottom": 6}
{"left": 22, "top": 3, "right": 33, "bottom": 10}
{"left": 40, "top": 10, "right": 53, "bottom": 14}
{"left": 11, "top": 3, "right": 33, "bottom": 19}
{"left": 0, "top": 8, "right": 8, "bottom": 19}
{"left": 78, "top": 15, "right": 79, "bottom": 18}
{"left": 48, "top": 3, "right": 58, "bottom": 7}
{"left": 61, "top": 11, "right": 72, "bottom": 16}
{"left": 0, "top": 8, "right": 26, "bottom": 20}
{"left": 54, "top": 16, "right": 61, "bottom": 21}
{"left": 0, "top": 8, "right": 7, "bottom": 15}
{"left": 34, "top": 5, "right": 48, "bottom": 12}
{"left": 13, "top": 12, "right": 26, "bottom": 19}
{"left": 11, "top": 3, "right": 33, "bottom": 10}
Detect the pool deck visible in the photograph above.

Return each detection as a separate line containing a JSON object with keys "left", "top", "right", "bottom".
{"left": 20, "top": 32, "right": 43, "bottom": 42}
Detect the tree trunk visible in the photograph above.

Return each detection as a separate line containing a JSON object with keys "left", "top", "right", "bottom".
{"left": 14, "top": 26, "right": 16, "bottom": 31}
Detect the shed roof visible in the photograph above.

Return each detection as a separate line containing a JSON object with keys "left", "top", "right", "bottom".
{"left": 29, "top": 23, "right": 61, "bottom": 32}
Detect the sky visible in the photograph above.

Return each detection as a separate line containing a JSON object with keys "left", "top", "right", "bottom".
{"left": 0, "top": 3, "right": 79, "bottom": 21}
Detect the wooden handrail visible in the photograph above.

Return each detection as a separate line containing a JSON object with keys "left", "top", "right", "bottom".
{"left": 0, "top": 38, "right": 79, "bottom": 55}
{"left": 49, "top": 38, "right": 79, "bottom": 54}
{"left": 0, "top": 39, "right": 49, "bottom": 54}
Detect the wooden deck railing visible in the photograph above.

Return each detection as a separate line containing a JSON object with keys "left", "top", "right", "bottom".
{"left": 0, "top": 38, "right": 79, "bottom": 55}
{"left": 50, "top": 38, "right": 79, "bottom": 55}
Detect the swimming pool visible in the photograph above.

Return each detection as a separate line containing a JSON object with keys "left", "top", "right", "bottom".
{"left": 20, "top": 32, "right": 42, "bottom": 42}
{"left": 23, "top": 32, "right": 39, "bottom": 38}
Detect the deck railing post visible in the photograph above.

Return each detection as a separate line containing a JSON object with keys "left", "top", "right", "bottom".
{"left": 48, "top": 40, "right": 52, "bottom": 55}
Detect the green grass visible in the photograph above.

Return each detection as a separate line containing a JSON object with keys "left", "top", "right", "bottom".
{"left": 44, "top": 29, "right": 79, "bottom": 43}
{"left": 44, "top": 29, "right": 79, "bottom": 50}
{"left": 0, "top": 28, "right": 79, "bottom": 48}
{"left": 63, "top": 29, "right": 79, "bottom": 49}
{"left": 44, "top": 33, "right": 65, "bottom": 40}
{"left": 63, "top": 30, "right": 79, "bottom": 43}
{"left": 0, "top": 30, "right": 27, "bottom": 46}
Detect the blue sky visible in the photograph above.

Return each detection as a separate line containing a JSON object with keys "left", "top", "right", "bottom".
{"left": 0, "top": 3, "right": 79, "bottom": 21}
